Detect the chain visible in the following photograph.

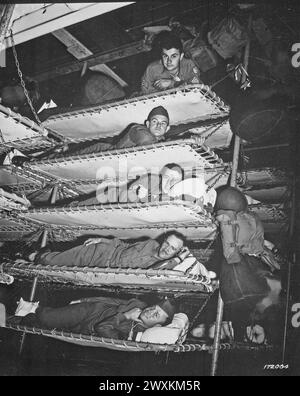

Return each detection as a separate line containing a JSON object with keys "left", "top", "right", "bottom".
{"left": 202, "top": 231, "right": 218, "bottom": 257}
{"left": 0, "top": 129, "right": 11, "bottom": 155}
{"left": 0, "top": 129, "right": 5, "bottom": 144}
{"left": 10, "top": 29, "right": 42, "bottom": 125}
{"left": 176, "top": 228, "right": 219, "bottom": 345}
{"left": 176, "top": 286, "right": 218, "bottom": 344}
{"left": 189, "top": 287, "right": 218, "bottom": 329}
{"left": 239, "top": 142, "right": 249, "bottom": 187}
{"left": 206, "top": 166, "right": 230, "bottom": 192}
{"left": 203, "top": 119, "right": 228, "bottom": 141}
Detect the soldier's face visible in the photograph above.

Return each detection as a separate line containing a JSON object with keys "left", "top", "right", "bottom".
{"left": 159, "top": 235, "right": 183, "bottom": 259}
{"left": 139, "top": 305, "right": 169, "bottom": 327}
{"left": 147, "top": 115, "right": 169, "bottom": 137}
{"left": 161, "top": 168, "right": 182, "bottom": 193}
{"left": 162, "top": 48, "right": 183, "bottom": 72}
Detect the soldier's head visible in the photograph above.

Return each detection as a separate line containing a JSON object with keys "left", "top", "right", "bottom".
{"left": 161, "top": 163, "right": 183, "bottom": 193}
{"left": 158, "top": 231, "right": 185, "bottom": 260}
{"left": 146, "top": 106, "right": 170, "bottom": 138}
{"left": 139, "top": 298, "right": 176, "bottom": 327}
{"left": 158, "top": 33, "right": 184, "bottom": 73}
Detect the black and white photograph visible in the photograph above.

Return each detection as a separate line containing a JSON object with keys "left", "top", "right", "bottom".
{"left": 0, "top": 1, "right": 299, "bottom": 378}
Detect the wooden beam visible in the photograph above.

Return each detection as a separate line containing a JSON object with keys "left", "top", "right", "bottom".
{"left": 5, "top": 3, "right": 135, "bottom": 48}
{"left": 0, "top": 5, "right": 15, "bottom": 44}
{"left": 52, "top": 28, "right": 128, "bottom": 87}
{"left": 30, "top": 40, "right": 150, "bottom": 82}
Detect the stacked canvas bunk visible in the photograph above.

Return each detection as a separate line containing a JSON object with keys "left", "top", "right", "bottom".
{"left": 0, "top": 85, "right": 289, "bottom": 356}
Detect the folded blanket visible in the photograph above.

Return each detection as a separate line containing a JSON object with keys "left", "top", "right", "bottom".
{"left": 155, "top": 254, "right": 216, "bottom": 279}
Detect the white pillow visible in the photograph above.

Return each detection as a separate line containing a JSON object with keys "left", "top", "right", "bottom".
{"left": 136, "top": 313, "right": 189, "bottom": 344}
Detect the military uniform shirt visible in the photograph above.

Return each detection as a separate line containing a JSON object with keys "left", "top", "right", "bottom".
{"left": 141, "top": 57, "right": 201, "bottom": 94}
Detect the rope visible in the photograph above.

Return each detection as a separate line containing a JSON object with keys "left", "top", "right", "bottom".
{"left": 10, "top": 274, "right": 214, "bottom": 296}
{"left": 31, "top": 138, "right": 223, "bottom": 169}
{"left": 6, "top": 163, "right": 81, "bottom": 198}
{"left": 2, "top": 322, "right": 275, "bottom": 353}
{"left": 4, "top": 259, "right": 213, "bottom": 287}
{"left": 22, "top": 199, "right": 210, "bottom": 218}
{"left": 43, "top": 84, "right": 229, "bottom": 128}
{"left": 0, "top": 209, "right": 216, "bottom": 242}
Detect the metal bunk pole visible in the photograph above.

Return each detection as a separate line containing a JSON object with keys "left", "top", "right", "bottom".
{"left": 18, "top": 229, "right": 48, "bottom": 355}
{"left": 281, "top": 175, "right": 296, "bottom": 363}
{"left": 210, "top": 15, "right": 252, "bottom": 376}
{"left": 18, "top": 182, "right": 57, "bottom": 354}
{"left": 210, "top": 137, "right": 241, "bottom": 376}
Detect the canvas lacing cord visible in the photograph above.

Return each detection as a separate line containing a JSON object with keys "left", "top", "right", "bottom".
{"left": 32, "top": 138, "right": 223, "bottom": 169}
{"left": 42, "top": 83, "right": 228, "bottom": 129}
{"left": 1, "top": 211, "right": 212, "bottom": 240}
{"left": 2, "top": 321, "right": 222, "bottom": 352}
{"left": 4, "top": 321, "right": 276, "bottom": 352}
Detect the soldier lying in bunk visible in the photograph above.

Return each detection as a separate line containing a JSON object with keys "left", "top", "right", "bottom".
{"left": 28, "top": 106, "right": 171, "bottom": 161}
{"left": 67, "top": 163, "right": 216, "bottom": 209}
{"left": 25, "top": 232, "right": 192, "bottom": 270}
{"left": 141, "top": 32, "right": 202, "bottom": 94}
{"left": 3, "top": 296, "right": 177, "bottom": 341}
{"left": 17, "top": 105, "right": 204, "bottom": 163}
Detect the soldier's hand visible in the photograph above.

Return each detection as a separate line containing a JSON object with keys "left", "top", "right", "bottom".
{"left": 84, "top": 238, "right": 102, "bottom": 246}
{"left": 137, "top": 185, "right": 148, "bottom": 198}
{"left": 191, "top": 135, "right": 206, "bottom": 146}
{"left": 178, "top": 247, "right": 190, "bottom": 261}
{"left": 153, "top": 79, "right": 174, "bottom": 90}
{"left": 124, "top": 308, "right": 142, "bottom": 321}
{"left": 84, "top": 237, "right": 111, "bottom": 246}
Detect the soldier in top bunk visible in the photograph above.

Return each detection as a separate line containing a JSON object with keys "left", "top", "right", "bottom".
{"left": 141, "top": 31, "right": 202, "bottom": 94}
{"left": 3, "top": 103, "right": 205, "bottom": 165}
{"left": 13, "top": 105, "right": 171, "bottom": 163}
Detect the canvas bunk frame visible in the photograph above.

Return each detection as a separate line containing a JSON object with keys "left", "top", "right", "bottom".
{"left": 0, "top": 4, "right": 294, "bottom": 378}
{"left": 0, "top": 58, "right": 288, "bottom": 376}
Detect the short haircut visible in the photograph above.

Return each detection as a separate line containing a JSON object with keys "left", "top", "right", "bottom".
{"left": 161, "top": 163, "right": 183, "bottom": 175}
{"left": 158, "top": 32, "right": 183, "bottom": 54}
{"left": 163, "top": 230, "right": 185, "bottom": 244}
{"left": 147, "top": 106, "right": 169, "bottom": 122}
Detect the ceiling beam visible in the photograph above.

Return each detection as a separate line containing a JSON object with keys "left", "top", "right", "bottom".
{"left": 0, "top": 5, "right": 15, "bottom": 44}
{"left": 52, "top": 28, "right": 128, "bottom": 87}
{"left": 30, "top": 40, "right": 150, "bottom": 83}
{"left": 5, "top": 3, "right": 135, "bottom": 48}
